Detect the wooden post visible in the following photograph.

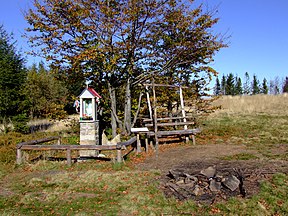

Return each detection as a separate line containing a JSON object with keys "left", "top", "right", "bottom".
{"left": 117, "top": 149, "right": 122, "bottom": 163}
{"left": 136, "top": 134, "right": 141, "bottom": 153}
{"left": 152, "top": 78, "right": 159, "bottom": 158}
{"left": 145, "top": 138, "right": 149, "bottom": 153}
{"left": 66, "top": 148, "right": 72, "bottom": 166}
{"left": 146, "top": 86, "right": 153, "bottom": 120}
{"left": 192, "top": 134, "right": 196, "bottom": 145}
{"left": 179, "top": 87, "right": 189, "bottom": 143}
{"left": 57, "top": 137, "right": 61, "bottom": 145}
{"left": 16, "top": 148, "right": 22, "bottom": 165}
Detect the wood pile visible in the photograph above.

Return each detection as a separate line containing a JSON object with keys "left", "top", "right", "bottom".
{"left": 164, "top": 166, "right": 246, "bottom": 203}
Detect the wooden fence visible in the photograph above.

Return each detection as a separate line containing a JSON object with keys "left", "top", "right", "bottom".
{"left": 16, "top": 136, "right": 137, "bottom": 166}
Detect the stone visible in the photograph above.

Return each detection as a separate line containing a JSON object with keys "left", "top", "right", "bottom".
{"left": 209, "top": 179, "right": 221, "bottom": 192}
{"left": 191, "top": 185, "right": 204, "bottom": 196}
{"left": 222, "top": 175, "right": 240, "bottom": 191}
{"left": 200, "top": 166, "right": 216, "bottom": 178}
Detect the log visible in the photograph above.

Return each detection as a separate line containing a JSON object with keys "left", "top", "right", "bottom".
{"left": 17, "top": 136, "right": 61, "bottom": 148}
{"left": 21, "top": 144, "right": 118, "bottom": 151}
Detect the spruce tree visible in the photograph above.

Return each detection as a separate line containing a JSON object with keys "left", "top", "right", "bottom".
{"left": 225, "top": 73, "right": 235, "bottom": 95}
{"left": 0, "top": 25, "right": 26, "bottom": 118}
{"left": 283, "top": 77, "right": 288, "bottom": 93}
{"left": 243, "top": 72, "right": 250, "bottom": 95}
{"left": 214, "top": 77, "right": 221, "bottom": 95}
{"left": 235, "top": 77, "right": 243, "bottom": 95}
{"left": 261, "top": 78, "right": 269, "bottom": 94}
{"left": 221, "top": 75, "right": 226, "bottom": 95}
{"left": 251, "top": 74, "right": 260, "bottom": 95}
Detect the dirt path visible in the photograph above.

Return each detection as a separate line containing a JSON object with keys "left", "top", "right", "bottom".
{"left": 136, "top": 144, "right": 256, "bottom": 171}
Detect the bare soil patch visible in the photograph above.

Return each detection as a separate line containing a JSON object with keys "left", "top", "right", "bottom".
{"left": 136, "top": 143, "right": 288, "bottom": 203}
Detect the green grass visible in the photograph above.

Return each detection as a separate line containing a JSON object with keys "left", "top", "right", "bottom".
{"left": 0, "top": 99, "right": 287, "bottom": 215}
{"left": 220, "top": 152, "right": 259, "bottom": 161}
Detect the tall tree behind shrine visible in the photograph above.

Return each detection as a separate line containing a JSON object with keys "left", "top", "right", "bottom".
{"left": 24, "top": 0, "right": 227, "bottom": 135}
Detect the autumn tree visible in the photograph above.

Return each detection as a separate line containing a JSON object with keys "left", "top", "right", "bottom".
{"left": 25, "top": 0, "right": 227, "bottom": 135}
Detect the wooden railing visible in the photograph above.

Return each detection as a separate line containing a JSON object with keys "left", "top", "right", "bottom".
{"left": 16, "top": 136, "right": 137, "bottom": 166}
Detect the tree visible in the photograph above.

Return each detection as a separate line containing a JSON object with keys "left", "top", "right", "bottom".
{"left": 220, "top": 75, "right": 226, "bottom": 95}
{"left": 25, "top": 0, "right": 227, "bottom": 135}
{"left": 243, "top": 72, "right": 250, "bottom": 95}
{"left": 23, "top": 62, "right": 68, "bottom": 119}
{"left": 225, "top": 73, "right": 235, "bottom": 95}
{"left": 235, "top": 76, "right": 243, "bottom": 95}
{"left": 251, "top": 74, "right": 260, "bottom": 95}
{"left": 283, "top": 77, "right": 288, "bottom": 93}
{"left": 214, "top": 77, "right": 221, "bottom": 95}
{"left": 261, "top": 78, "right": 269, "bottom": 94}
{"left": 0, "top": 25, "right": 26, "bottom": 119}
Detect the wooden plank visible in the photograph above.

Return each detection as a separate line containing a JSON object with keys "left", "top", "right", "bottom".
{"left": 158, "top": 129, "right": 201, "bottom": 136}
{"left": 143, "top": 83, "right": 189, "bottom": 88}
{"left": 138, "top": 128, "right": 201, "bottom": 137}
{"left": 17, "top": 136, "right": 61, "bottom": 149}
{"left": 143, "top": 116, "right": 194, "bottom": 122}
{"left": 21, "top": 144, "right": 118, "bottom": 151}
{"left": 145, "top": 121, "right": 195, "bottom": 127}
{"left": 116, "top": 136, "right": 137, "bottom": 148}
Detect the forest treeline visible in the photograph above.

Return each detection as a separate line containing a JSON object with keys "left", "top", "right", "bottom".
{"left": 214, "top": 72, "right": 288, "bottom": 96}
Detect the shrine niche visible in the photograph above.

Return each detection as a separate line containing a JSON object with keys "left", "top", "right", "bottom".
{"left": 78, "top": 87, "right": 101, "bottom": 157}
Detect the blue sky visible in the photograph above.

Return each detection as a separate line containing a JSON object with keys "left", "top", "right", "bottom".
{"left": 1, "top": 0, "right": 288, "bottom": 83}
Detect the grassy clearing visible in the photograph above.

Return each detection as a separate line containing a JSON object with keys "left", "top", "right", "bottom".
{"left": 0, "top": 94, "right": 287, "bottom": 215}
{"left": 0, "top": 162, "right": 287, "bottom": 215}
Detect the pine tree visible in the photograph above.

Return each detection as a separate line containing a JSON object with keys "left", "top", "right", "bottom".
{"left": 221, "top": 75, "right": 226, "bottom": 95}
{"left": 214, "top": 77, "right": 221, "bottom": 95}
{"left": 225, "top": 73, "right": 235, "bottom": 95}
{"left": 235, "top": 77, "right": 243, "bottom": 95}
{"left": 251, "top": 74, "right": 260, "bottom": 95}
{"left": 283, "top": 77, "right": 288, "bottom": 93}
{"left": 243, "top": 72, "right": 250, "bottom": 95}
{"left": 0, "top": 25, "right": 26, "bottom": 119}
{"left": 261, "top": 78, "right": 269, "bottom": 94}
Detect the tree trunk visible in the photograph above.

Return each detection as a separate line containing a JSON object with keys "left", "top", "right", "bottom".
{"left": 108, "top": 82, "right": 122, "bottom": 137}
{"left": 124, "top": 78, "right": 131, "bottom": 134}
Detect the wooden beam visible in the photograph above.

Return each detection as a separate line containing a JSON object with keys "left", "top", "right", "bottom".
{"left": 143, "top": 83, "right": 189, "bottom": 88}
{"left": 20, "top": 144, "right": 118, "bottom": 151}
{"left": 143, "top": 116, "right": 194, "bottom": 122}
{"left": 145, "top": 121, "right": 195, "bottom": 127}
{"left": 17, "top": 136, "right": 61, "bottom": 148}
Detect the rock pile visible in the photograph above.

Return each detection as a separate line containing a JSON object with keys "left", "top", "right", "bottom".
{"left": 164, "top": 166, "right": 246, "bottom": 203}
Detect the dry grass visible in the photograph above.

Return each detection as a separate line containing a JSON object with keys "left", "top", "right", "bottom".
{"left": 212, "top": 93, "right": 288, "bottom": 116}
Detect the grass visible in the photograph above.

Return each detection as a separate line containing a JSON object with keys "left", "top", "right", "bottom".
{"left": 0, "top": 94, "right": 287, "bottom": 215}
